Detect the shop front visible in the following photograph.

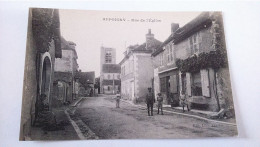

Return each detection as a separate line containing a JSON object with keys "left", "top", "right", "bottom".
{"left": 158, "top": 69, "right": 179, "bottom": 106}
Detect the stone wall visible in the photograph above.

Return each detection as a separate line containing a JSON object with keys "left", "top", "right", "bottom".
{"left": 121, "top": 78, "right": 134, "bottom": 100}
{"left": 216, "top": 68, "right": 234, "bottom": 111}
{"left": 135, "top": 54, "right": 154, "bottom": 102}
{"left": 20, "top": 9, "right": 58, "bottom": 140}
{"left": 20, "top": 9, "right": 37, "bottom": 140}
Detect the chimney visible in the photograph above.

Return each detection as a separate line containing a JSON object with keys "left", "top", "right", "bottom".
{"left": 146, "top": 29, "right": 154, "bottom": 40}
{"left": 171, "top": 23, "right": 179, "bottom": 33}
{"left": 146, "top": 29, "right": 154, "bottom": 50}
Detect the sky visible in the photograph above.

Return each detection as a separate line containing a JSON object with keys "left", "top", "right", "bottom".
{"left": 59, "top": 9, "right": 201, "bottom": 76}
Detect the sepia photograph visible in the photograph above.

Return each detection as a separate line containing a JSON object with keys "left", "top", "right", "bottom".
{"left": 19, "top": 8, "right": 238, "bottom": 141}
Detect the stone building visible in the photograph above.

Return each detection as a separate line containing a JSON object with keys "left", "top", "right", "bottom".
{"left": 52, "top": 37, "right": 79, "bottom": 106}
{"left": 152, "top": 23, "right": 180, "bottom": 106}
{"left": 100, "top": 64, "right": 121, "bottom": 94}
{"left": 120, "top": 29, "right": 161, "bottom": 103}
{"left": 100, "top": 47, "right": 121, "bottom": 94}
{"left": 20, "top": 8, "right": 62, "bottom": 140}
{"left": 152, "top": 12, "right": 234, "bottom": 113}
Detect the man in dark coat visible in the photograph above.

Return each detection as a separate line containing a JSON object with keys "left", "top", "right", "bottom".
{"left": 146, "top": 87, "right": 155, "bottom": 116}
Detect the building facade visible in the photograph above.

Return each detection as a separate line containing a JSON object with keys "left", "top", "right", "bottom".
{"left": 152, "top": 12, "right": 234, "bottom": 113}
{"left": 120, "top": 29, "right": 161, "bottom": 103}
{"left": 20, "top": 8, "right": 62, "bottom": 140}
{"left": 152, "top": 23, "right": 180, "bottom": 106}
{"left": 100, "top": 64, "right": 121, "bottom": 94}
{"left": 100, "top": 47, "right": 121, "bottom": 94}
{"left": 52, "top": 37, "right": 79, "bottom": 106}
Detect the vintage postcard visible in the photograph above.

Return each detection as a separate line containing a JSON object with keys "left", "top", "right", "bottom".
{"left": 20, "top": 8, "right": 238, "bottom": 140}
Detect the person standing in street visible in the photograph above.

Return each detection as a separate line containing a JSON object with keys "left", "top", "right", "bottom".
{"left": 115, "top": 91, "right": 121, "bottom": 108}
{"left": 146, "top": 87, "right": 155, "bottom": 116}
{"left": 157, "top": 93, "right": 164, "bottom": 115}
{"left": 180, "top": 91, "right": 190, "bottom": 112}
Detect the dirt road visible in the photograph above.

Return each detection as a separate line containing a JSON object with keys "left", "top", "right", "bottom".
{"left": 73, "top": 95, "right": 237, "bottom": 139}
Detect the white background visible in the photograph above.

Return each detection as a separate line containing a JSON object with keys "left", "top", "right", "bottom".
{"left": 0, "top": 0, "right": 260, "bottom": 147}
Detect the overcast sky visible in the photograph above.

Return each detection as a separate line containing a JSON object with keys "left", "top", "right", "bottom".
{"left": 59, "top": 10, "right": 201, "bottom": 76}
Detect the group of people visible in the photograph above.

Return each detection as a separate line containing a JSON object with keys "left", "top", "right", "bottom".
{"left": 114, "top": 87, "right": 190, "bottom": 116}
{"left": 146, "top": 87, "right": 190, "bottom": 116}
{"left": 146, "top": 87, "right": 163, "bottom": 116}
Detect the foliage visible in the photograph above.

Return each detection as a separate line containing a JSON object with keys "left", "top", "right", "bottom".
{"left": 176, "top": 49, "right": 227, "bottom": 73}
{"left": 32, "top": 8, "right": 59, "bottom": 53}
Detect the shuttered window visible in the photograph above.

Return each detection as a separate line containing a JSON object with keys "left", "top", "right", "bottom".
{"left": 200, "top": 69, "right": 210, "bottom": 97}
{"left": 192, "top": 71, "right": 202, "bottom": 96}
{"left": 186, "top": 73, "right": 192, "bottom": 96}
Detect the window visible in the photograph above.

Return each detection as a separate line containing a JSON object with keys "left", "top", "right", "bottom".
{"left": 105, "top": 51, "right": 112, "bottom": 63}
{"left": 130, "top": 60, "right": 134, "bottom": 72}
{"left": 170, "top": 44, "right": 174, "bottom": 61}
{"left": 189, "top": 32, "right": 201, "bottom": 54}
{"left": 107, "top": 74, "right": 111, "bottom": 79}
{"left": 108, "top": 86, "right": 110, "bottom": 91}
{"left": 192, "top": 71, "right": 202, "bottom": 96}
{"left": 159, "top": 54, "right": 163, "bottom": 66}
{"left": 167, "top": 45, "right": 170, "bottom": 63}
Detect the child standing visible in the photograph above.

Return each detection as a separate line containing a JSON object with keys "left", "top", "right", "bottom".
{"left": 180, "top": 91, "right": 190, "bottom": 112}
{"left": 115, "top": 91, "right": 121, "bottom": 108}
{"left": 157, "top": 93, "right": 164, "bottom": 115}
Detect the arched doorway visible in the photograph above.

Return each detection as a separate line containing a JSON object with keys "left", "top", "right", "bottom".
{"left": 40, "top": 56, "right": 52, "bottom": 103}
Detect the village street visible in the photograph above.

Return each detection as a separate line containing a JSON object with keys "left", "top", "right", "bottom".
{"left": 70, "top": 95, "right": 238, "bottom": 139}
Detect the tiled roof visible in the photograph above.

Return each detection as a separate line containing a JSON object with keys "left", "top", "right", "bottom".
{"left": 76, "top": 71, "right": 95, "bottom": 87}
{"left": 172, "top": 12, "right": 212, "bottom": 44}
{"left": 102, "top": 64, "right": 121, "bottom": 73}
{"left": 120, "top": 37, "right": 162, "bottom": 64}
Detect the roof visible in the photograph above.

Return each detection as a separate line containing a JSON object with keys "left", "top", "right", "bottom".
{"left": 54, "top": 72, "right": 73, "bottom": 83}
{"left": 151, "top": 46, "right": 163, "bottom": 56}
{"left": 172, "top": 12, "right": 212, "bottom": 44}
{"left": 76, "top": 71, "right": 95, "bottom": 87}
{"left": 120, "top": 35, "right": 162, "bottom": 64}
{"left": 60, "top": 36, "right": 78, "bottom": 59}
{"left": 152, "top": 12, "right": 213, "bottom": 57}
{"left": 102, "top": 64, "right": 121, "bottom": 73}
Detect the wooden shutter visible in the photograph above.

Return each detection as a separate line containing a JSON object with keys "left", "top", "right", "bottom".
{"left": 200, "top": 69, "right": 210, "bottom": 97}
{"left": 186, "top": 72, "right": 192, "bottom": 96}
{"left": 173, "top": 75, "right": 178, "bottom": 93}
{"left": 178, "top": 72, "right": 182, "bottom": 93}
